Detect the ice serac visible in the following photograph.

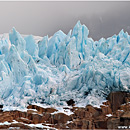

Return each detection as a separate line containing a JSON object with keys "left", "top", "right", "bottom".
{"left": 6, "top": 45, "right": 28, "bottom": 83}
{"left": 72, "top": 20, "right": 89, "bottom": 52}
{"left": 9, "top": 27, "right": 26, "bottom": 56}
{"left": 38, "top": 36, "right": 48, "bottom": 59}
{"left": 72, "top": 20, "right": 90, "bottom": 60}
{"left": 24, "top": 35, "right": 39, "bottom": 57}
{"left": 49, "top": 21, "right": 89, "bottom": 69}
{"left": 0, "top": 39, "right": 9, "bottom": 56}
{"left": 47, "top": 30, "right": 66, "bottom": 59}
{"left": 0, "top": 21, "right": 130, "bottom": 109}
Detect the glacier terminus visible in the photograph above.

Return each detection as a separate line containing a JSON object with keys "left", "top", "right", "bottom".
{"left": 0, "top": 21, "right": 130, "bottom": 109}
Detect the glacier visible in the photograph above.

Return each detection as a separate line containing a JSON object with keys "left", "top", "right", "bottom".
{"left": 0, "top": 21, "right": 130, "bottom": 109}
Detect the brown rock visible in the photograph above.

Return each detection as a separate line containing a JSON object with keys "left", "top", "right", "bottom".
{"left": 32, "top": 114, "right": 43, "bottom": 124}
{"left": 107, "top": 91, "right": 127, "bottom": 112}
{"left": 27, "top": 105, "right": 57, "bottom": 114}
{"left": 53, "top": 113, "right": 71, "bottom": 124}
{"left": 0, "top": 91, "right": 129, "bottom": 129}
{"left": 27, "top": 109, "right": 39, "bottom": 114}
{"left": 74, "top": 119, "right": 83, "bottom": 129}
{"left": 27, "top": 113, "right": 33, "bottom": 120}
{"left": 43, "top": 112, "right": 51, "bottom": 121}
{"left": 0, "top": 125, "right": 9, "bottom": 129}
{"left": 125, "top": 97, "right": 130, "bottom": 103}
{"left": 120, "top": 111, "right": 130, "bottom": 126}
{"left": 82, "top": 119, "right": 89, "bottom": 129}
{"left": 67, "top": 121, "right": 76, "bottom": 129}
{"left": 46, "top": 108, "right": 57, "bottom": 113}
{"left": 27, "top": 104, "right": 36, "bottom": 109}
{"left": 115, "top": 110, "right": 124, "bottom": 118}
{"left": 0, "top": 115, "right": 13, "bottom": 122}
{"left": 121, "top": 111, "right": 130, "bottom": 119}
{"left": 86, "top": 105, "right": 101, "bottom": 117}
{"left": 16, "top": 117, "right": 33, "bottom": 124}
{"left": 102, "top": 100, "right": 111, "bottom": 106}
{"left": 10, "top": 123, "right": 33, "bottom": 129}
{"left": 120, "top": 103, "right": 130, "bottom": 112}
{"left": 107, "top": 117, "right": 120, "bottom": 129}
{"left": 95, "top": 120, "right": 107, "bottom": 129}
{"left": 100, "top": 105, "right": 112, "bottom": 115}
{"left": 74, "top": 108, "right": 85, "bottom": 119}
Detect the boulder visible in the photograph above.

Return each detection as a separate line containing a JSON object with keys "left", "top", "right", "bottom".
{"left": 107, "top": 91, "right": 127, "bottom": 112}
{"left": 107, "top": 117, "right": 120, "bottom": 129}
{"left": 86, "top": 105, "right": 101, "bottom": 117}
{"left": 120, "top": 111, "right": 130, "bottom": 126}
{"left": 95, "top": 120, "right": 107, "bottom": 129}
{"left": 100, "top": 105, "right": 112, "bottom": 115}
{"left": 53, "top": 113, "right": 71, "bottom": 124}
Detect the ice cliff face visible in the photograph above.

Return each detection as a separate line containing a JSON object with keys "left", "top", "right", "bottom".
{"left": 0, "top": 21, "right": 130, "bottom": 108}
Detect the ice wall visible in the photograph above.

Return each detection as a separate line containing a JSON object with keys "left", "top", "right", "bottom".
{"left": 0, "top": 21, "right": 130, "bottom": 108}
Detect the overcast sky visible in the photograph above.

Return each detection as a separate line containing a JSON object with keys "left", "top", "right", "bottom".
{"left": 0, "top": 1, "right": 130, "bottom": 40}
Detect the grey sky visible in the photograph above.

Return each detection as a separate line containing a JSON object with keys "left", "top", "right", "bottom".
{"left": 0, "top": 1, "right": 130, "bottom": 40}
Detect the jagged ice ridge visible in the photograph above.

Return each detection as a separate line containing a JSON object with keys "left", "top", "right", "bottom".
{"left": 0, "top": 21, "right": 130, "bottom": 108}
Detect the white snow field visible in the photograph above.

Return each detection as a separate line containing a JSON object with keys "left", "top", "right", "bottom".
{"left": 0, "top": 21, "right": 130, "bottom": 109}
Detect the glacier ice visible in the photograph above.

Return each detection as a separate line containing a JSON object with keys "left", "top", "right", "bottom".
{"left": 24, "top": 35, "right": 39, "bottom": 57}
{"left": 0, "top": 21, "right": 130, "bottom": 108}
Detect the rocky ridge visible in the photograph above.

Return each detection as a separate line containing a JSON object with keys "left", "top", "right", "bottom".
{"left": 0, "top": 91, "right": 130, "bottom": 129}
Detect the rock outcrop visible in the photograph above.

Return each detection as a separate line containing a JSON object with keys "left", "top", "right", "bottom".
{"left": 0, "top": 91, "right": 130, "bottom": 129}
